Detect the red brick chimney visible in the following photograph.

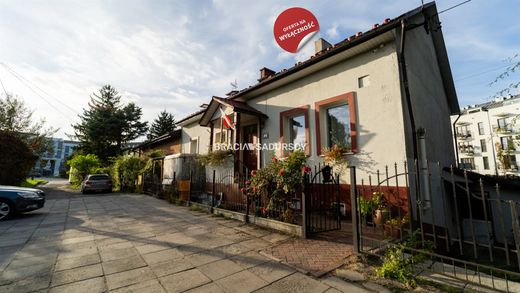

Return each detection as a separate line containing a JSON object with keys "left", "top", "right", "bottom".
{"left": 258, "top": 67, "right": 275, "bottom": 82}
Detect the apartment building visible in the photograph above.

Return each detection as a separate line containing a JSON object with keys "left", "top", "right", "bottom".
{"left": 33, "top": 138, "right": 79, "bottom": 176}
{"left": 451, "top": 95, "right": 520, "bottom": 176}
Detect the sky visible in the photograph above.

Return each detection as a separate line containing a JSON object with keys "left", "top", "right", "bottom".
{"left": 0, "top": 0, "right": 519, "bottom": 139}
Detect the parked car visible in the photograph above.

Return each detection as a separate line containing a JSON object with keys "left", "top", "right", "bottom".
{"left": 81, "top": 174, "right": 112, "bottom": 194}
{"left": 0, "top": 185, "right": 46, "bottom": 221}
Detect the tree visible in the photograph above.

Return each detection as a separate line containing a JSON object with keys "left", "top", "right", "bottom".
{"left": 72, "top": 85, "right": 148, "bottom": 162}
{"left": 0, "top": 94, "right": 56, "bottom": 157}
{"left": 490, "top": 53, "right": 520, "bottom": 98}
{"left": 0, "top": 131, "right": 38, "bottom": 185}
{"left": 148, "top": 110, "right": 176, "bottom": 140}
{"left": 68, "top": 154, "right": 101, "bottom": 185}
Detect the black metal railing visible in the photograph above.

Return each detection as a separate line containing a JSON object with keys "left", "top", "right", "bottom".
{"left": 349, "top": 161, "right": 520, "bottom": 292}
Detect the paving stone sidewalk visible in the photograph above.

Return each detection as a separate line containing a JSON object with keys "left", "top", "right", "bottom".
{"left": 0, "top": 193, "right": 370, "bottom": 293}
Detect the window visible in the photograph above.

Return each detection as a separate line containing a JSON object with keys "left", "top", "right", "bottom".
{"left": 511, "top": 155, "right": 518, "bottom": 168}
{"left": 456, "top": 126, "right": 470, "bottom": 137}
{"left": 483, "top": 157, "right": 489, "bottom": 170}
{"left": 326, "top": 104, "right": 351, "bottom": 149}
{"left": 478, "top": 122, "right": 485, "bottom": 135}
{"left": 497, "top": 118, "right": 512, "bottom": 133}
{"left": 500, "top": 136, "right": 513, "bottom": 150}
{"left": 289, "top": 115, "right": 306, "bottom": 148}
{"left": 190, "top": 138, "right": 198, "bottom": 154}
{"left": 280, "top": 105, "right": 309, "bottom": 156}
{"left": 480, "top": 139, "right": 487, "bottom": 153}
{"left": 215, "top": 130, "right": 229, "bottom": 144}
{"left": 315, "top": 92, "right": 357, "bottom": 155}
{"left": 461, "top": 158, "right": 475, "bottom": 170}
{"left": 358, "top": 75, "right": 370, "bottom": 88}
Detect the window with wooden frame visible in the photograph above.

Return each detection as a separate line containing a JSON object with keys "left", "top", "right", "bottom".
{"left": 279, "top": 105, "right": 310, "bottom": 157}
{"left": 315, "top": 92, "right": 357, "bottom": 155}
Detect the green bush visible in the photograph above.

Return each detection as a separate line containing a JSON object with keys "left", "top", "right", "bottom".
{"left": 68, "top": 154, "right": 102, "bottom": 186}
{"left": 0, "top": 131, "right": 38, "bottom": 186}
{"left": 111, "top": 155, "right": 146, "bottom": 192}
{"left": 376, "top": 230, "right": 432, "bottom": 288}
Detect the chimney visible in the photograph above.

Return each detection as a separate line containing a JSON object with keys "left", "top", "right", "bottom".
{"left": 200, "top": 103, "right": 208, "bottom": 109}
{"left": 258, "top": 67, "right": 275, "bottom": 82}
{"left": 314, "top": 38, "right": 332, "bottom": 53}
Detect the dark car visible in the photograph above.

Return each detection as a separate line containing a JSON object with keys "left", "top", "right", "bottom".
{"left": 0, "top": 185, "right": 46, "bottom": 221}
{"left": 81, "top": 174, "right": 112, "bottom": 194}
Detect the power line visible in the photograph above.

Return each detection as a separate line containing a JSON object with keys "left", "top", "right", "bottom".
{"left": 0, "top": 64, "right": 76, "bottom": 124}
{"left": 0, "top": 74, "right": 7, "bottom": 96}
{"left": 437, "top": 0, "right": 472, "bottom": 15}
{"left": 455, "top": 63, "right": 515, "bottom": 82}
{"left": 0, "top": 62, "right": 80, "bottom": 115}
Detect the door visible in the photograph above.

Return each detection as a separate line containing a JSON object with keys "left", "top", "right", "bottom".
{"left": 242, "top": 124, "right": 258, "bottom": 171}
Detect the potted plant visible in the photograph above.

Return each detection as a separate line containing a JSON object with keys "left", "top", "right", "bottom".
{"left": 384, "top": 215, "right": 409, "bottom": 239}
{"left": 198, "top": 150, "right": 232, "bottom": 167}
{"left": 372, "top": 191, "right": 389, "bottom": 227}
{"left": 322, "top": 144, "right": 350, "bottom": 181}
{"left": 359, "top": 196, "right": 374, "bottom": 226}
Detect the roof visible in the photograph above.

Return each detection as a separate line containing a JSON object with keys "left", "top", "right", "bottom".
{"left": 461, "top": 95, "right": 520, "bottom": 114}
{"left": 221, "top": 1, "right": 458, "bottom": 114}
{"left": 175, "top": 1, "right": 459, "bottom": 124}
{"left": 446, "top": 167, "right": 520, "bottom": 192}
{"left": 135, "top": 129, "right": 181, "bottom": 150}
{"left": 199, "top": 96, "right": 268, "bottom": 126}
{"left": 176, "top": 109, "right": 206, "bottom": 126}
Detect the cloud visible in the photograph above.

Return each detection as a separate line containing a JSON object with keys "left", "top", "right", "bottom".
{"left": 0, "top": 0, "right": 518, "bottom": 139}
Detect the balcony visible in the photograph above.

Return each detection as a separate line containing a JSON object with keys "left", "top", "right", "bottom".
{"left": 493, "top": 125, "right": 515, "bottom": 135}
{"left": 456, "top": 132, "right": 472, "bottom": 140}
{"left": 459, "top": 146, "right": 475, "bottom": 156}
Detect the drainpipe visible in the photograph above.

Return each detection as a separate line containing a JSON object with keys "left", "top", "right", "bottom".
{"left": 452, "top": 113, "right": 462, "bottom": 167}
{"left": 398, "top": 19, "right": 419, "bottom": 162}
{"left": 417, "top": 128, "right": 431, "bottom": 209}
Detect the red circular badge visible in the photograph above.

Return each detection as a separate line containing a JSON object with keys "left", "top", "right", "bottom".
{"left": 273, "top": 7, "right": 320, "bottom": 53}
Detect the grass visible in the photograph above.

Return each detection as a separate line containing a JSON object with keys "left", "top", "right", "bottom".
{"left": 20, "top": 178, "right": 48, "bottom": 188}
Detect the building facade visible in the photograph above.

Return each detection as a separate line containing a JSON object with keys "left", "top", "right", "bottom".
{"left": 451, "top": 95, "right": 520, "bottom": 176}
{"left": 33, "top": 138, "right": 79, "bottom": 177}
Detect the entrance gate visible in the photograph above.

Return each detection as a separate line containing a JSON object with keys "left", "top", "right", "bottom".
{"left": 304, "top": 166, "right": 342, "bottom": 236}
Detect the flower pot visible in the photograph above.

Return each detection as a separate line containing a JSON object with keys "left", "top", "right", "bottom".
{"left": 384, "top": 226, "right": 401, "bottom": 239}
{"left": 374, "top": 209, "right": 389, "bottom": 227}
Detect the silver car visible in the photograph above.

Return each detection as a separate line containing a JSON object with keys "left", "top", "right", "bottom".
{"left": 81, "top": 174, "right": 112, "bottom": 194}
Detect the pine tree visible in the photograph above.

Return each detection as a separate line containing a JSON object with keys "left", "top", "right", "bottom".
{"left": 72, "top": 85, "right": 148, "bottom": 162}
{"left": 148, "top": 110, "right": 176, "bottom": 140}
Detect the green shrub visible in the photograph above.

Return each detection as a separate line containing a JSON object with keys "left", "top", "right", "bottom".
{"left": 67, "top": 154, "right": 102, "bottom": 186}
{"left": 0, "top": 131, "right": 38, "bottom": 186}
{"left": 111, "top": 155, "right": 146, "bottom": 192}
{"left": 376, "top": 230, "right": 432, "bottom": 288}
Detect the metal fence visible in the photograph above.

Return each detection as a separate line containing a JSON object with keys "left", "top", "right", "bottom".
{"left": 350, "top": 161, "right": 520, "bottom": 292}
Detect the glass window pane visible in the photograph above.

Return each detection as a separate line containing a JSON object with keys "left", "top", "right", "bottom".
{"left": 326, "top": 104, "right": 350, "bottom": 149}
{"left": 289, "top": 115, "right": 306, "bottom": 148}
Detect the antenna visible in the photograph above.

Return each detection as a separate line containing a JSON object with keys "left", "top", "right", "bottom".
{"left": 230, "top": 79, "right": 238, "bottom": 90}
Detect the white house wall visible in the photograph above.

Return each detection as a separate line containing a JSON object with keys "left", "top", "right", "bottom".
{"left": 245, "top": 42, "right": 407, "bottom": 183}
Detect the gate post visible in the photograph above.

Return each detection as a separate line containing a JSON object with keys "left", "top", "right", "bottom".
{"left": 350, "top": 166, "right": 360, "bottom": 254}
{"left": 302, "top": 173, "right": 308, "bottom": 239}
{"left": 211, "top": 170, "right": 216, "bottom": 211}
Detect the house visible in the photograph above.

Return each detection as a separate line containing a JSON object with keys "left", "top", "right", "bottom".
{"left": 451, "top": 95, "right": 520, "bottom": 176}
{"left": 167, "top": 2, "right": 460, "bottom": 232}
{"left": 134, "top": 130, "right": 182, "bottom": 157}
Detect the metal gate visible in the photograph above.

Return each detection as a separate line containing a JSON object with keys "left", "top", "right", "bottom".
{"left": 304, "top": 166, "right": 341, "bottom": 235}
